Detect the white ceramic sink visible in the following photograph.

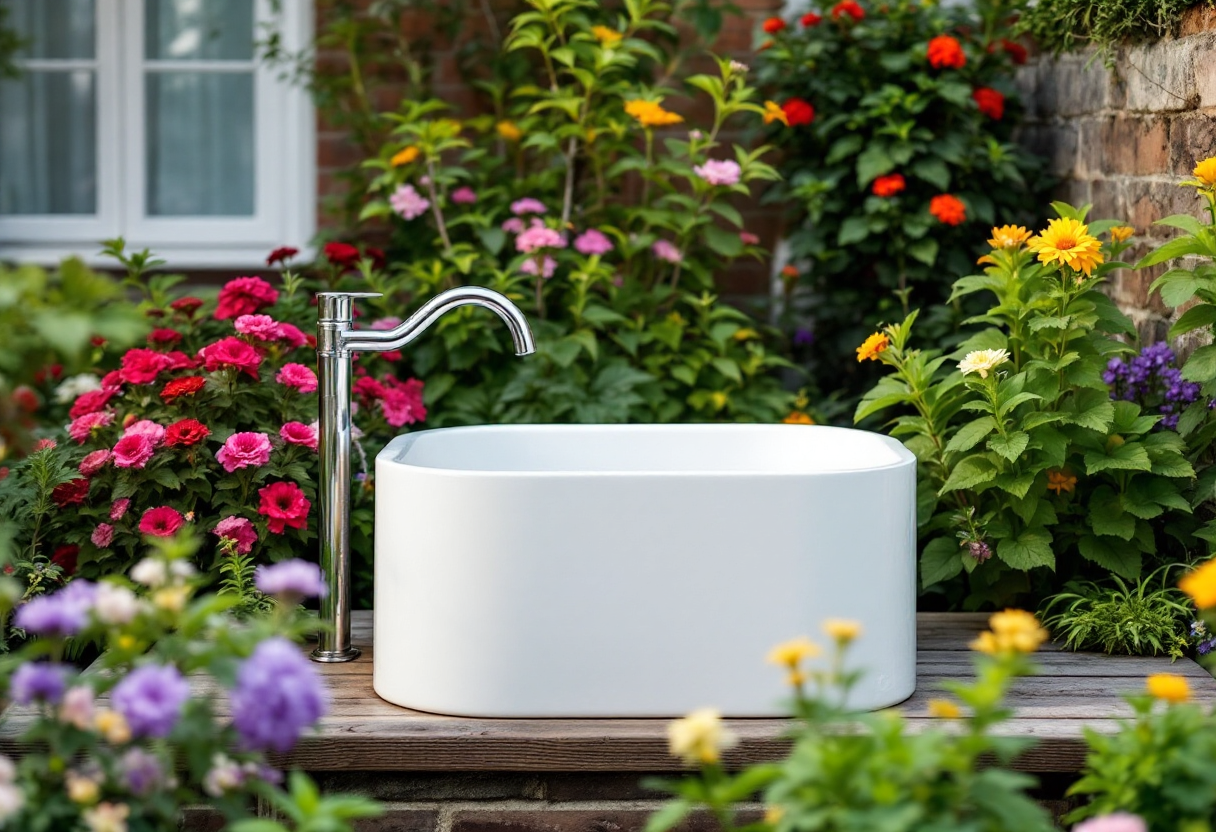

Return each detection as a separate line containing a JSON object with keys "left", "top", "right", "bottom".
{"left": 373, "top": 424, "right": 917, "bottom": 717}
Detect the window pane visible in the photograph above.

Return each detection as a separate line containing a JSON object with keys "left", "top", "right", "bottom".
{"left": 145, "top": 0, "right": 253, "bottom": 61}
{"left": 0, "top": 70, "right": 96, "bottom": 214}
{"left": 146, "top": 71, "right": 254, "bottom": 216}
{"left": 4, "top": 0, "right": 95, "bottom": 60}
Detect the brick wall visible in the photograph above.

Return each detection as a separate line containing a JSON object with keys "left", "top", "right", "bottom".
{"left": 1015, "top": 7, "right": 1216, "bottom": 346}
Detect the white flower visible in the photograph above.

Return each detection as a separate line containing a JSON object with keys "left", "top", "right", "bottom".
{"left": 169, "top": 560, "right": 196, "bottom": 583}
{"left": 958, "top": 348, "right": 1011, "bottom": 379}
{"left": 203, "top": 754, "right": 244, "bottom": 797}
{"left": 94, "top": 583, "right": 140, "bottom": 626}
{"left": 0, "top": 755, "right": 15, "bottom": 783}
{"left": 55, "top": 373, "right": 102, "bottom": 403}
{"left": 0, "top": 783, "right": 23, "bottom": 822}
{"left": 82, "top": 801, "right": 130, "bottom": 832}
{"left": 729, "top": 60, "right": 749, "bottom": 73}
{"left": 129, "top": 558, "right": 168, "bottom": 588}
{"left": 667, "top": 707, "right": 737, "bottom": 765}
{"left": 59, "top": 686, "right": 96, "bottom": 730}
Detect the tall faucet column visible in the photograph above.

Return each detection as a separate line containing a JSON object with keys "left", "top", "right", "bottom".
{"left": 313, "top": 293, "right": 361, "bottom": 662}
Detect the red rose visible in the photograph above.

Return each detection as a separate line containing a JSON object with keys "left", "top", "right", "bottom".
{"left": 214, "top": 276, "right": 279, "bottom": 320}
{"left": 100, "top": 371, "right": 123, "bottom": 390}
{"left": 323, "top": 242, "right": 361, "bottom": 270}
{"left": 801, "top": 11, "right": 822, "bottom": 26}
{"left": 52, "top": 478, "right": 90, "bottom": 507}
{"left": 258, "top": 481, "right": 312, "bottom": 534}
{"left": 163, "top": 351, "right": 199, "bottom": 371}
{"left": 198, "top": 337, "right": 263, "bottom": 379}
{"left": 831, "top": 1, "right": 865, "bottom": 21}
{"left": 782, "top": 98, "right": 815, "bottom": 126}
{"left": 90, "top": 335, "right": 107, "bottom": 347}
{"left": 929, "top": 193, "right": 967, "bottom": 226}
{"left": 145, "top": 308, "right": 165, "bottom": 319}
{"left": 762, "top": 16, "right": 786, "bottom": 33}
{"left": 169, "top": 296, "right": 205, "bottom": 316}
{"left": 161, "top": 376, "right": 207, "bottom": 404}
{"left": 267, "top": 246, "right": 300, "bottom": 266}
{"left": 927, "top": 35, "right": 966, "bottom": 69}
{"left": 51, "top": 545, "right": 79, "bottom": 576}
{"left": 119, "top": 348, "right": 172, "bottom": 385}
{"left": 148, "top": 328, "right": 183, "bottom": 348}
{"left": 165, "top": 418, "right": 211, "bottom": 447}
{"left": 872, "top": 173, "right": 906, "bottom": 197}
{"left": 972, "top": 86, "right": 1005, "bottom": 120}
{"left": 139, "top": 506, "right": 186, "bottom": 537}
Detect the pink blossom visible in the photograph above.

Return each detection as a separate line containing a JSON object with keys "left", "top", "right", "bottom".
{"left": 91, "top": 524, "right": 114, "bottom": 548}
{"left": 370, "top": 317, "right": 402, "bottom": 331}
{"left": 380, "top": 378, "right": 427, "bottom": 428}
{"left": 521, "top": 256, "right": 557, "bottom": 279}
{"left": 212, "top": 516, "right": 257, "bottom": 555}
{"left": 79, "top": 450, "right": 112, "bottom": 477}
{"left": 501, "top": 217, "right": 526, "bottom": 234}
{"left": 139, "top": 506, "right": 185, "bottom": 537}
{"left": 110, "top": 498, "right": 131, "bottom": 520}
{"left": 740, "top": 231, "right": 760, "bottom": 245}
{"left": 1073, "top": 815, "right": 1147, "bottom": 832}
{"left": 275, "top": 322, "right": 308, "bottom": 348}
{"left": 69, "top": 411, "right": 115, "bottom": 444}
{"left": 112, "top": 435, "right": 155, "bottom": 469}
{"left": 451, "top": 187, "right": 478, "bottom": 204}
{"left": 276, "top": 363, "right": 318, "bottom": 393}
{"left": 510, "top": 198, "right": 547, "bottom": 216}
{"left": 574, "top": 229, "right": 613, "bottom": 256}
{"left": 390, "top": 184, "right": 431, "bottom": 221}
{"left": 280, "top": 421, "right": 319, "bottom": 451}
{"left": 652, "top": 239, "right": 683, "bottom": 264}
{"left": 234, "top": 314, "right": 281, "bottom": 340}
{"left": 693, "top": 159, "right": 742, "bottom": 186}
{"left": 216, "top": 432, "right": 273, "bottom": 473}
{"left": 123, "top": 420, "right": 166, "bottom": 446}
{"left": 516, "top": 220, "right": 567, "bottom": 254}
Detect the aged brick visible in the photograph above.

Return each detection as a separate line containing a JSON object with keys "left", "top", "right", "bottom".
{"left": 1169, "top": 111, "right": 1216, "bottom": 174}
{"left": 1034, "top": 56, "right": 1113, "bottom": 117}
{"left": 1089, "top": 178, "right": 1125, "bottom": 221}
{"left": 543, "top": 773, "right": 667, "bottom": 802}
{"left": 1180, "top": 6, "right": 1216, "bottom": 37}
{"left": 1023, "top": 123, "right": 1081, "bottom": 178}
{"left": 1125, "top": 179, "right": 1204, "bottom": 237}
{"left": 1125, "top": 39, "right": 1199, "bottom": 113}
{"left": 178, "top": 808, "right": 227, "bottom": 832}
{"left": 312, "top": 772, "right": 545, "bottom": 802}
{"left": 1013, "top": 64, "right": 1040, "bottom": 121}
{"left": 1102, "top": 115, "right": 1170, "bottom": 174}
{"left": 355, "top": 808, "right": 441, "bottom": 832}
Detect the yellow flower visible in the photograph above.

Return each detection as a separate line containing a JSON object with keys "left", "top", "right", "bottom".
{"left": 970, "top": 609, "right": 1048, "bottom": 654}
{"left": 94, "top": 709, "right": 131, "bottom": 744}
{"left": 927, "top": 698, "right": 962, "bottom": 719}
{"left": 767, "top": 636, "right": 822, "bottom": 669}
{"left": 733, "top": 327, "right": 759, "bottom": 341}
{"left": 958, "top": 348, "right": 1010, "bottom": 379}
{"left": 987, "top": 225, "right": 1031, "bottom": 249}
{"left": 66, "top": 773, "right": 100, "bottom": 805}
{"left": 1179, "top": 559, "right": 1216, "bottom": 609}
{"left": 1147, "top": 673, "right": 1191, "bottom": 703}
{"left": 153, "top": 585, "right": 189, "bottom": 614}
{"left": 762, "top": 100, "right": 789, "bottom": 126}
{"left": 624, "top": 99, "right": 684, "bottom": 128}
{"left": 667, "top": 707, "right": 738, "bottom": 765}
{"left": 764, "top": 806, "right": 785, "bottom": 825}
{"left": 1193, "top": 156, "right": 1216, "bottom": 188}
{"left": 390, "top": 146, "right": 420, "bottom": 166}
{"left": 592, "top": 25, "right": 623, "bottom": 45}
{"left": 496, "top": 120, "right": 523, "bottom": 142}
{"left": 1109, "top": 225, "right": 1134, "bottom": 242}
{"left": 83, "top": 802, "right": 131, "bottom": 832}
{"left": 823, "top": 618, "right": 862, "bottom": 644}
{"left": 856, "top": 332, "right": 890, "bottom": 362}
{"left": 783, "top": 411, "right": 815, "bottom": 425}
{"left": 1046, "top": 468, "right": 1077, "bottom": 494}
{"left": 1026, "top": 217, "right": 1105, "bottom": 276}
{"left": 116, "top": 634, "right": 137, "bottom": 651}
{"left": 710, "top": 391, "right": 728, "bottom": 410}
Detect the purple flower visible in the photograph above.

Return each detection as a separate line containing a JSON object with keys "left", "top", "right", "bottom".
{"left": 14, "top": 581, "right": 97, "bottom": 637}
{"left": 516, "top": 220, "right": 566, "bottom": 254}
{"left": 510, "top": 198, "right": 547, "bottom": 216}
{"left": 1106, "top": 342, "right": 1208, "bottom": 429}
{"left": 967, "top": 541, "right": 992, "bottom": 563}
{"left": 389, "top": 184, "right": 431, "bottom": 221}
{"left": 573, "top": 229, "right": 613, "bottom": 256}
{"left": 521, "top": 256, "right": 558, "bottom": 279}
{"left": 111, "top": 664, "right": 190, "bottom": 738}
{"left": 652, "top": 239, "right": 683, "bottom": 264}
{"left": 254, "top": 560, "right": 328, "bottom": 600}
{"left": 501, "top": 217, "right": 526, "bottom": 234}
{"left": 232, "top": 637, "right": 328, "bottom": 753}
{"left": 10, "top": 662, "right": 68, "bottom": 705}
{"left": 450, "top": 187, "right": 478, "bottom": 204}
{"left": 693, "top": 159, "right": 742, "bottom": 186}
{"left": 793, "top": 327, "right": 815, "bottom": 346}
{"left": 120, "top": 748, "right": 163, "bottom": 796}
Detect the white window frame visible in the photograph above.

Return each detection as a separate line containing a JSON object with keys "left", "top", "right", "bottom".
{"left": 0, "top": 0, "right": 315, "bottom": 268}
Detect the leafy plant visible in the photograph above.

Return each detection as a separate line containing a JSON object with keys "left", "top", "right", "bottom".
{"left": 1016, "top": 0, "right": 1213, "bottom": 58}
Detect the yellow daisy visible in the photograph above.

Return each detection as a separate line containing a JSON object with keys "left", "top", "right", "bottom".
{"left": 496, "top": 120, "right": 523, "bottom": 142}
{"left": 1109, "top": 225, "right": 1134, "bottom": 242}
{"left": 855, "top": 332, "right": 889, "bottom": 362}
{"left": 1026, "top": 217, "right": 1105, "bottom": 276}
{"left": 624, "top": 99, "right": 684, "bottom": 128}
{"left": 1193, "top": 156, "right": 1216, "bottom": 188}
{"left": 1180, "top": 559, "right": 1216, "bottom": 609}
{"left": 1146, "top": 673, "right": 1191, "bottom": 703}
{"left": 592, "top": 25, "right": 623, "bottom": 45}
{"left": 987, "top": 225, "right": 1031, "bottom": 249}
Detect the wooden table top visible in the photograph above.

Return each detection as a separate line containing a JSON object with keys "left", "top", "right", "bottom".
{"left": 4, "top": 611, "right": 1213, "bottom": 773}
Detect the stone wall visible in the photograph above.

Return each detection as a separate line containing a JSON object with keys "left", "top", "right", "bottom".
{"left": 1015, "top": 7, "right": 1216, "bottom": 345}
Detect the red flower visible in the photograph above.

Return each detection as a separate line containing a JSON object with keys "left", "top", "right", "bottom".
{"left": 52, "top": 478, "right": 90, "bottom": 508}
{"left": 997, "top": 38, "right": 1027, "bottom": 65}
{"left": 90, "top": 335, "right": 107, "bottom": 347}
{"left": 165, "top": 419, "right": 210, "bottom": 447}
{"left": 214, "top": 276, "right": 279, "bottom": 320}
{"left": 12, "top": 386, "right": 38, "bottom": 413}
{"left": 972, "top": 87, "right": 1005, "bottom": 120}
{"left": 872, "top": 173, "right": 906, "bottom": 197}
{"left": 929, "top": 194, "right": 967, "bottom": 225}
{"left": 801, "top": 11, "right": 822, "bottom": 26}
{"left": 119, "top": 348, "right": 172, "bottom": 385}
{"left": 79, "top": 450, "right": 111, "bottom": 477}
{"left": 161, "top": 376, "right": 207, "bottom": 404}
{"left": 762, "top": 16, "right": 787, "bottom": 33}
{"left": 69, "top": 388, "right": 116, "bottom": 420}
{"left": 169, "top": 296, "right": 204, "bottom": 316}
{"left": 258, "top": 482, "right": 312, "bottom": 534}
{"left": 324, "top": 242, "right": 361, "bottom": 269}
{"left": 139, "top": 506, "right": 186, "bottom": 537}
{"left": 52, "top": 545, "right": 79, "bottom": 576}
{"left": 145, "top": 308, "right": 165, "bottom": 319}
{"left": 831, "top": 1, "right": 865, "bottom": 21}
{"left": 148, "top": 328, "right": 183, "bottom": 348}
{"left": 782, "top": 98, "right": 815, "bottom": 126}
{"left": 163, "top": 351, "right": 199, "bottom": 371}
{"left": 365, "top": 246, "right": 387, "bottom": 270}
{"left": 33, "top": 364, "right": 63, "bottom": 385}
{"left": 198, "top": 337, "right": 263, "bottom": 379}
{"left": 266, "top": 246, "right": 300, "bottom": 266}
{"left": 927, "top": 35, "right": 966, "bottom": 69}
{"left": 353, "top": 377, "right": 388, "bottom": 402}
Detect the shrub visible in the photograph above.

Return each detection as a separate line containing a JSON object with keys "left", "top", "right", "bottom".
{"left": 753, "top": 0, "right": 1046, "bottom": 405}
{"left": 1016, "top": 0, "right": 1211, "bottom": 58}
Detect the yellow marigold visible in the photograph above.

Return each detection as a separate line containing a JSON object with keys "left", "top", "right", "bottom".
{"left": 987, "top": 225, "right": 1031, "bottom": 249}
{"left": 958, "top": 348, "right": 1010, "bottom": 379}
{"left": 1179, "top": 559, "right": 1216, "bottom": 609}
{"left": 390, "top": 146, "right": 420, "bottom": 166}
{"left": 94, "top": 709, "right": 131, "bottom": 744}
{"left": 624, "top": 99, "right": 684, "bottom": 128}
{"left": 927, "top": 698, "right": 962, "bottom": 719}
{"left": 1027, "top": 217, "right": 1105, "bottom": 276}
{"left": 1109, "top": 225, "right": 1134, "bottom": 242}
{"left": 823, "top": 618, "right": 862, "bottom": 644}
{"left": 762, "top": 100, "right": 789, "bottom": 126}
{"left": 592, "top": 24, "right": 623, "bottom": 45}
{"left": 783, "top": 411, "right": 814, "bottom": 425}
{"left": 1046, "top": 468, "right": 1077, "bottom": 494}
{"left": 1147, "top": 673, "right": 1191, "bottom": 703}
{"left": 970, "top": 609, "right": 1048, "bottom": 654}
{"left": 767, "top": 636, "right": 822, "bottom": 668}
{"left": 1193, "top": 156, "right": 1216, "bottom": 188}
{"left": 667, "top": 707, "right": 738, "bottom": 765}
{"left": 496, "top": 120, "right": 523, "bottom": 142}
{"left": 856, "top": 332, "right": 890, "bottom": 362}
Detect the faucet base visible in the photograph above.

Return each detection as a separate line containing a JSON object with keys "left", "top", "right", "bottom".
{"left": 311, "top": 646, "right": 362, "bottom": 663}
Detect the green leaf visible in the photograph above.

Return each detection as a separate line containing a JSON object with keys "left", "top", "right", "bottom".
{"left": 704, "top": 224, "right": 743, "bottom": 257}
{"left": 1155, "top": 213, "right": 1207, "bottom": 236}
{"left": 945, "top": 417, "right": 996, "bottom": 453}
{"left": 826, "top": 134, "right": 864, "bottom": 165}
{"left": 907, "top": 237, "right": 939, "bottom": 266}
{"left": 921, "top": 537, "right": 964, "bottom": 587}
{"left": 856, "top": 144, "right": 894, "bottom": 187}
{"left": 1088, "top": 486, "right": 1136, "bottom": 539}
{"left": 710, "top": 357, "right": 742, "bottom": 384}
{"left": 1168, "top": 303, "right": 1216, "bottom": 340}
{"left": 910, "top": 157, "right": 950, "bottom": 190}
{"left": 1183, "top": 344, "right": 1216, "bottom": 383}
{"left": 838, "top": 216, "right": 870, "bottom": 246}
{"left": 1078, "top": 536, "right": 1142, "bottom": 580}
{"left": 940, "top": 455, "right": 998, "bottom": 493}
{"left": 996, "top": 528, "right": 1055, "bottom": 570}
{"left": 987, "top": 431, "right": 1029, "bottom": 462}
{"left": 1084, "top": 441, "right": 1152, "bottom": 474}
{"left": 646, "top": 801, "right": 693, "bottom": 832}
{"left": 151, "top": 468, "right": 182, "bottom": 490}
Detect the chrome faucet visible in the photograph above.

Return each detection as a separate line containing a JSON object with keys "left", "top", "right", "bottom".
{"left": 312, "top": 287, "right": 536, "bottom": 662}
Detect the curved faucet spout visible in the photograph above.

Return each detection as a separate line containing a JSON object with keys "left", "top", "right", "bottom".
{"left": 340, "top": 286, "right": 536, "bottom": 356}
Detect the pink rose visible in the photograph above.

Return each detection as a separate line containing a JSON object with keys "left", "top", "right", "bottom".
{"left": 692, "top": 159, "right": 742, "bottom": 186}
{"left": 216, "top": 432, "right": 272, "bottom": 473}
{"left": 234, "top": 314, "right": 281, "bottom": 340}
{"left": 118, "top": 349, "right": 172, "bottom": 385}
{"left": 198, "top": 337, "right": 263, "bottom": 379}
{"left": 122, "top": 419, "right": 166, "bottom": 446}
{"left": 451, "top": 186, "right": 477, "bottom": 204}
{"left": 214, "top": 276, "right": 279, "bottom": 320}
{"left": 79, "top": 450, "right": 112, "bottom": 477}
{"left": 276, "top": 363, "right": 318, "bottom": 393}
{"left": 212, "top": 516, "right": 257, "bottom": 555}
{"left": 380, "top": 378, "right": 427, "bottom": 428}
{"left": 112, "top": 435, "right": 156, "bottom": 469}
{"left": 110, "top": 498, "right": 131, "bottom": 520}
{"left": 69, "top": 388, "right": 117, "bottom": 420}
{"left": 69, "top": 411, "right": 115, "bottom": 444}
{"left": 275, "top": 322, "right": 308, "bottom": 348}
{"left": 139, "top": 506, "right": 185, "bottom": 537}
{"left": 91, "top": 523, "right": 114, "bottom": 548}
{"left": 280, "top": 422, "right": 319, "bottom": 451}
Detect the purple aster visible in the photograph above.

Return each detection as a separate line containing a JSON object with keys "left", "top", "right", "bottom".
{"left": 1106, "top": 342, "right": 1210, "bottom": 429}
{"left": 510, "top": 198, "right": 547, "bottom": 216}
{"left": 14, "top": 580, "right": 97, "bottom": 637}
{"left": 231, "top": 637, "right": 328, "bottom": 753}
{"left": 967, "top": 541, "right": 992, "bottom": 563}
{"left": 450, "top": 186, "right": 478, "bottom": 204}
{"left": 254, "top": 560, "right": 328, "bottom": 600}
{"left": 9, "top": 662, "right": 69, "bottom": 705}
{"left": 111, "top": 664, "right": 190, "bottom": 738}
{"left": 793, "top": 327, "right": 815, "bottom": 346}
{"left": 120, "top": 748, "right": 163, "bottom": 796}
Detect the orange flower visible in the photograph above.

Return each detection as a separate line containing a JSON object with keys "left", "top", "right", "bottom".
{"left": 762, "top": 16, "right": 787, "bottom": 33}
{"left": 762, "top": 100, "right": 789, "bottom": 126}
{"left": 929, "top": 194, "right": 966, "bottom": 225}
{"left": 831, "top": 0, "right": 865, "bottom": 21}
{"left": 624, "top": 99, "right": 684, "bottom": 128}
{"left": 780, "top": 265, "right": 799, "bottom": 278}
{"left": 987, "top": 225, "right": 1031, "bottom": 249}
{"left": 1110, "top": 225, "right": 1134, "bottom": 242}
{"left": 1046, "top": 469, "right": 1077, "bottom": 494}
{"left": 1146, "top": 673, "right": 1191, "bottom": 703}
{"left": 784, "top": 411, "right": 815, "bottom": 425}
{"left": 1180, "top": 560, "right": 1216, "bottom": 609}
{"left": 496, "top": 121, "right": 523, "bottom": 142}
{"left": 856, "top": 332, "right": 890, "bottom": 362}
{"left": 927, "top": 35, "right": 966, "bottom": 69}
{"left": 390, "top": 146, "right": 420, "bottom": 166}
{"left": 872, "top": 174, "right": 906, "bottom": 197}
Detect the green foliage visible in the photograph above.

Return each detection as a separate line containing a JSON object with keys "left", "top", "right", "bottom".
{"left": 1016, "top": 0, "right": 1212, "bottom": 57}
{"left": 754, "top": 0, "right": 1047, "bottom": 405}
{"left": 218, "top": 545, "right": 276, "bottom": 618}
{"left": 1040, "top": 568, "right": 1194, "bottom": 656}
{"left": 0, "top": 4, "right": 22, "bottom": 79}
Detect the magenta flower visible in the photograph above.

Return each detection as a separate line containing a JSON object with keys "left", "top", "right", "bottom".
{"left": 234, "top": 314, "right": 281, "bottom": 340}
{"left": 122, "top": 419, "right": 166, "bottom": 446}
{"left": 693, "top": 159, "right": 742, "bottom": 186}
{"left": 516, "top": 220, "right": 567, "bottom": 254}
{"left": 370, "top": 316, "right": 402, "bottom": 331}
{"left": 213, "top": 516, "right": 257, "bottom": 555}
{"left": 275, "top": 322, "right": 308, "bottom": 348}
{"left": 110, "top": 498, "right": 131, "bottom": 520}
{"left": 276, "top": 363, "right": 318, "bottom": 393}
{"left": 521, "top": 256, "right": 557, "bottom": 279}
{"left": 574, "top": 229, "right": 613, "bottom": 256}
{"left": 79, "top": 449, "right": 111, "bottom": 477}
{"left": 380, "top": 378, "right": 426, "bottom": 428}
{"left": 69, "top": 411, "right": 115, "bottom": 444}
{"left": 112, "top": 434, "right": 155, "bottom": 469}
{"left": 217, "top": 432, "right": 272, "bottom": 473}
{"left": 501, "top": 217, "right": 526, "bottom": 234}
{"left": 280, "top": 421, "right": 319, "bottom": 451}
{"left": 450, "top": 186, "right": 478, "bottom": 204}
{"left": 740, "top": 231, "right": 760, "bottom": 245}
{"left": 510, "top": 198, "right": 547, "bottom": 215}
{"left": 139, "top": 506, "right": 185, "bottom": 537}
{"left": 91, "top": 523, "right": 115, "bottom": 548}
{"left": 652, "top": 239, "right": 683, "bottom": 263}
{"left": 389, "top": 184, "right": 430, "bottom": 221}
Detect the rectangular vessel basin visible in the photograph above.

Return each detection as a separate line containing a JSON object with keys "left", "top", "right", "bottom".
{"left": 373, "top": 424, "right": 917, "bottom": 717}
